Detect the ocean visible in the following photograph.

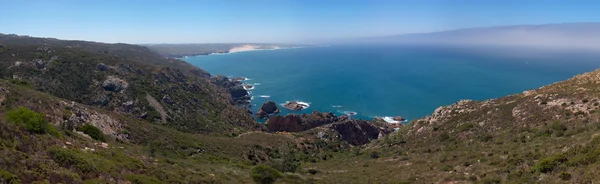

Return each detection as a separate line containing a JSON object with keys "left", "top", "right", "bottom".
{"left": 184, "top": 44, "right": 600, "bottom": 122}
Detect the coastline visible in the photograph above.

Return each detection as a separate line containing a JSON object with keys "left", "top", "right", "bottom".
{"left": 170, "top": 44, "right": 324, "bottom": 59}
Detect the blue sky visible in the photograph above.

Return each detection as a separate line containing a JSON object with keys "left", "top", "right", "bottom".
{"left": 1, "top": 0, "right": 599, "bottom": 43}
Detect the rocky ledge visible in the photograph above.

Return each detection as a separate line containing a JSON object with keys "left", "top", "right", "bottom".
{"left": 283, "top": 101, "right": 308, "bottom": 111}
{"left": 256, "top": 100, "right": 280, "bottom": 119}
{"left": 265, "top": 111, "right": 338, "bottom": 132}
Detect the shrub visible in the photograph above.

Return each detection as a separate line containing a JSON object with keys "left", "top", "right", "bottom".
{"left": 370, "top": 151, "right": 380, "bottom": 159}
{"left": 307, "top": 169, "right": 318, "bottom": 175}
{"left": 125, "top": 174, "right": 161, "bottom": 184}
{"left": 533, "top": 154, "right": 567, "bottom": 173}
{"left": 0, "top": 169, "right": 19, "bottom": 184}
{"left": 78, "top": 124, "right": 105, "bottom": 142}
{"left": 550, "top": 121, "right": 567, "bottom": 131}
{"left": 559, "top": 172, "right": 571, "bottom": 180}
{"left": 7, "top": 106, "right": 60, "bottom": 136}
{"left": 439, "top": 133, "right": 450, "bottom": 142}
{"left": 441, "top": 165, "right": 453, "bottom": 172}
{"left": 269, "top": 158, "right": 300, "bottom": 173}
{"left": 251, "top": 165, "right": 282, "bottom": 184}
{"left": 49, "top": 148, "right": 97, "bottom": 173}
{"left": 457, "top": 123, "right": 474, "bottom": 132}
{"left": 9, "top": 79, "right": 30, "bottom": 87}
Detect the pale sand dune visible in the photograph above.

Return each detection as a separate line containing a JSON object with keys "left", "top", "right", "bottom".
{"left": 228, "top": 45, "right": 260, "bottom": 53}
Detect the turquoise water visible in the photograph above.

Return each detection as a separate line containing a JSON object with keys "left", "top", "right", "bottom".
{"left": 184, "top": 45, "right": 600, "bottom": 121}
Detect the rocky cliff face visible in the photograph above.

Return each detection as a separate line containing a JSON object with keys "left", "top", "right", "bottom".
{"left": 212, "top": 75, "right": 251, "bottom": 105}
{"left": 330, "top": 120, "right": 382, "bottom": 145}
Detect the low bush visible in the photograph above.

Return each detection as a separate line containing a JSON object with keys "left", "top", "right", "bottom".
{"left": 7, "top": 106, "right": 60, "bottom": 136}
{"left": 49, "top": 148, "right": 97, "bottom": 173}
{"left": 533, "top": 154, "right": 566, "bottom": 173}
{"left": 125, "top": 174, "right": 161, "bottom": 184}
{"left": 0, "top": 169, "right": 19, "bottom": 184}
{"left": 559, "top": 172, "right": 571, "bottom": 181}
{"left": 251, "top": 165, "right": 282, "bottom": 184}
{"left": 78, "top": 124, "right": 105, "bottom": 142}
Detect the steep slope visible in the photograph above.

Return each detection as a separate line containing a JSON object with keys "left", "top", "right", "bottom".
{"left": 0, "top": 34, "right": 258, "bottom": 134}
{"left": 0, "top": 79, "right": 304, "bottom": 183}
{"left": 303, "top": 68, "right": 600, "bottom": 183}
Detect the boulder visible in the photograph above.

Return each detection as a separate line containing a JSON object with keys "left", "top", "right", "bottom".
{"left": 97, "top": 63, "right": 109, "bottom": 71}
{"left": 102, "top": 76, "right": 128, "bottom": 92}
{"left": 284, "top": 101, "right": 308, "bottom": 111}
{"left": 256, "top": 101, "right": 280, "bottom": 119}
{"left": 393, "top": 116, "right": 406, "bottom": 122}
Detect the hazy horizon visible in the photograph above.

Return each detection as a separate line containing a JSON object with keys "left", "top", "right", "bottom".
{"left": 1, "top": 0, "right": 600, "bottom": 44}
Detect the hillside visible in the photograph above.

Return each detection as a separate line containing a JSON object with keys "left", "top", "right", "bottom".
{"left": 1, "top": 34, "right": 600, "bottom": 184}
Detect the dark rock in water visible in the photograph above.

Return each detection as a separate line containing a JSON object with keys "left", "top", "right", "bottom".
{"left": 330, "top": 120, "right": 381, "bottom": 145}
{"left": 256, "top": 101, "right": 280, "bottom": 119}
{"left": 228, "top": 86, "right": 248, "bottom": 98}
{"left": 393, "top": 116, "right": 406, "bottom": 122}
{"left": 265, "top": 111, "right": 338, "bottom": 132}
{"left": 212, "top": 75, "right": 251, "bottom": 104}
{"left": 231, "top": 77, "right": 245, "bottom": 82}
{"left": 284, "top": 101, "right": 308, "bottom": 111}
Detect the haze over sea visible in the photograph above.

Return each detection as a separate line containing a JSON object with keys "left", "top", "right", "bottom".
{"left": 185, "top": 45, "right": 600, "bottom": 122}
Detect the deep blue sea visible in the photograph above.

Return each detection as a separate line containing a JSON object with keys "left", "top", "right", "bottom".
{"left": 184, "top": 45, "right": 600, "bottom": 121}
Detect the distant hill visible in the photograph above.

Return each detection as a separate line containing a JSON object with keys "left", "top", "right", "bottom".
{"left": 365, "top": 22, "right": 600, "bottom": 50}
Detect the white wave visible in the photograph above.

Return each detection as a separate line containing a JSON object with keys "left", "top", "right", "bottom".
{"left": 259, "top": 95, "right": 271, "bottom": 98}
{"left": 243, "top": 85, "right": 255, "bottom": 90}
{"left": 250, "top": 96, "right": 254, "bottom": 100}
{"left": 253, "top": 83, "right": 260, "bottom": 86}
{"left": 296, "top": 101, "right": 310, "bottom": 109}
{"left": 342, "top": 111, "right": 358, "bottom": 116}
{"left": 331, "top": 105, "right": 343, "bottom": 108}
{"left": 382, "top": 116, "right": 401, "bottom": 123}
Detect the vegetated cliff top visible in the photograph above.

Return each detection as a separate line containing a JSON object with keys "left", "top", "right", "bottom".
{"left": 0, "top": 33, "right": 258, "bottom": 134}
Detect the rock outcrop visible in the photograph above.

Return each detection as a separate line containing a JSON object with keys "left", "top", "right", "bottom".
{"left": 102, "top": 76, "right": 128, "bottom": 92}
{"left": 212, "top": 75, "right": 251, "bottom": 104}
{"left": 330, "top": 120, "right": 381, "bottom": 145}
{"left": 256, "top": 101, "right": 279, "bottom": 119}
{"left": 265, "top": 111, "right": 338, "bottom": 132}
{"left": 284, "top": 101, "right": 308, "bottom": 111}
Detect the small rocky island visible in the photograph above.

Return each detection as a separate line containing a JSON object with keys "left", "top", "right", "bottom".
{"left": 256, "top": 100, "right": 280, "bottom": 119}
{"left": 283, "top": 101, "right": 308, "bottom": 111}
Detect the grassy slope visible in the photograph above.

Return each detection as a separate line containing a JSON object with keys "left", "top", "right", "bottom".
{"left": 0, "top": 80, "right": 308, "bottom": 183}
